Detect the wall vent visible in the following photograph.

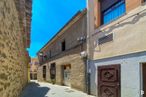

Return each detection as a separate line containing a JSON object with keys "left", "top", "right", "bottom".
{"left": 98, "top": 33, "right": 113, "bottom": 45}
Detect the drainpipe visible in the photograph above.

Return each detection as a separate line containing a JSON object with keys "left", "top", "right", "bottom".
{"left": 86, "top": 0, "right": 91, "bottom": 94}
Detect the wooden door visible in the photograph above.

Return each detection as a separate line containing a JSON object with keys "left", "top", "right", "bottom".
{"left": 50, "top": 63, "right": 56, "bottom": 80}
{"left": 98, "top": 64, "right": 121, "bottom": 97}
{"left": 43, "top": 66, "right": 46, "bottom": 80}
{"left": 63, "top": 65, "right": 71, "bottom": 86}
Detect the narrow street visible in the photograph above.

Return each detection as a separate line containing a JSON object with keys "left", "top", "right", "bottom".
{"left": 20, "top": 81, "right": 95, "bottom": 97}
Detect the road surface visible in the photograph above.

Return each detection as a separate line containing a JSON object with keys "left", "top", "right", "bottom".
{"left": 20, "top": 80, "right": 95, "bottom": 97}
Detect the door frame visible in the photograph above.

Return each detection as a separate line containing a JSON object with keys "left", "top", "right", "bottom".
{"left": 62, "top": 64, "right": 71, "bottom": 86}
{"left": 97, "top": 64, "right": 121, "bottom": 97}
{"left": 43, "top": 65, "right": 46, "bottom": 80}
{"left": 140, "top": 63, "right": 146, "bottom": 97}
{"left": 50, "top": 63, "right": 56, "bottom": 80}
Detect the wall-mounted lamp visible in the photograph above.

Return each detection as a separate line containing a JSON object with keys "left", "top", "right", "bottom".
{"left": 80, "top": 51, "right": 87, "bottom": 58}
{"left": 77, "top": 36, "right": 86, "bottom": 42}
{"left": 39, "top": 52, "right": 43, "bottom": 56}
{"left": 39, "top": 52, "right": 44, "bottom": 65}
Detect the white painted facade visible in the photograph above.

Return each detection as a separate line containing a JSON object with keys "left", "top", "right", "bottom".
{"left": 87, "top": 0, "right": 146, "bottom": 96}
{"left": 89, "top": 52, "right": 146, "bottom": 97}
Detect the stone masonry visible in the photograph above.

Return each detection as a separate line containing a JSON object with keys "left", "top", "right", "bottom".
{"left": 30, "top": 58, "right": 39, "bottom": 80}
{"left": 0, "top": 0, "right": 32, "bottom": 97}
{"left": 37, "top": 9, "right": 87, "bottom": 92}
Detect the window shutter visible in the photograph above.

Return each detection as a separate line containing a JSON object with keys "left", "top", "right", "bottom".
{"left": 94, "top": 0, "right": 101, "bottom": 28}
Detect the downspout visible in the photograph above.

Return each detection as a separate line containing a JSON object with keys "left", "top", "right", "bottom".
{"left": 86, "top": 0, "right": 91, "bottom": 94}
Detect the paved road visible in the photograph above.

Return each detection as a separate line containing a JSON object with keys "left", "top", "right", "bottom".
{"left": 20, "top": 81, "right": 95, "bottom": 97}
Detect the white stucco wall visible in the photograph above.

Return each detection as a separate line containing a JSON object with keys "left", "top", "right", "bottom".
{"left": 89, "top": 52, "right": 146, "bottom": 97}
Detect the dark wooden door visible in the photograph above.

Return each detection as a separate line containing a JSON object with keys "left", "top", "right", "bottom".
{"left": 43, "top": 66, "right": 46, "bottom": 80}
{"left": 98, "top": 64, "right": 121, "bottom": 97}
{"left": 50, "top": 63, "right": 56, "bottom": 79}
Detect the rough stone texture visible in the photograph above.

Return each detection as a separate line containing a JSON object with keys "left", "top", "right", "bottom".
{"left": 14, "top": 0, "right": 32, "bottom": 48}
{"left": 37, "top": 10, "right": 87, "bottom": 92}
{"left": 42, "top": 49, "right": 86, "bottom": 92}
{"left": 37, "top": 65, "right": 45, "bottom": 82}
{"left": 30, "top": 58, "right": 39, "bottom": 80}
{"left": 30, "top": 58, "right": 39, "bottom": 73}
{"left": 0, "top": 0, "right": 31, "bottom": 97}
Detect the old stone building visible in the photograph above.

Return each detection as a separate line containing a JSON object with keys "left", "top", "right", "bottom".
{"left": 37, "top": 9, "right": 87, "bottom": 92}
{"left": 30, "top": 58, "right": 39, "bottom": 80}
{"left": 87, "top": 0, "right": 146, "bottom": 96}
{"left": 0, "top": 0, "right": 32, "bottom": 97}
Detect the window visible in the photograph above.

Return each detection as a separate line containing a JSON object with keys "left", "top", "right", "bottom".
{"left": 30, "top": 73, "right": 33, "bottom": 79}
{"left": 101, "top": 0, "right": 126, "bottom": 24}
{"left": 50, "top": 63, "right": 56, "bottom": 80}
{"left": 61, "top": 40, "right": 66, "bottom": 51}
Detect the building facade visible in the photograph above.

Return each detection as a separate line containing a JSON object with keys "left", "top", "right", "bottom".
{"left": 30, "top": 58, "right": 39, "bottom": 80}
{"left": 87, "top": 0, "right": 146, "bottom": 97}
{"left": 0, "top": 0, "right": 32, "bottom": 97}
{"left": 37, "top": 9, "right": 87, "bottom": 92}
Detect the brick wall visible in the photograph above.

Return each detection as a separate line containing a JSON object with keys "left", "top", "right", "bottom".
{"left": 0, "top": 0, "right": 31, "bottom": 97}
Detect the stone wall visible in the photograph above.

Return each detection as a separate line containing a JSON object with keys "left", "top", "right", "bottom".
{"left": 40, "top": 46, "right": 86, "bottom": 92}
{"left": 37, "top": 66, "right": 44, "bottom": 82}
{"left": 37, "top": 10, "right": 87, "bottom": 92}
{"left": 0, "top": 0, "right": 31, "bottom": 97}
{"left": 30, "top": 58, "right": 39, "bottom": 80}
{"left": 38, "top": 10, "right": 87, "bottom": 64}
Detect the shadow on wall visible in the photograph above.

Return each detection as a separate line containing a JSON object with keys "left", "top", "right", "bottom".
{"left": 20, "top": 82, "right": 50, "bottom": 97}
{"left": 92, "top": 9, "right": 146, "bottom": 59}
{"left": 88, "top": 60, "right": 97, "bottom": 95}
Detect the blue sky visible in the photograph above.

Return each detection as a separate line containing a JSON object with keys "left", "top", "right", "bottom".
{"left": 28, "top": 0, "right": 86, "bottom": 58}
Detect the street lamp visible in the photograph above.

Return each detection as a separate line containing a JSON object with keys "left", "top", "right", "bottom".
{"left": 39, "top": 52, "right": 43, "bottom": 56}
